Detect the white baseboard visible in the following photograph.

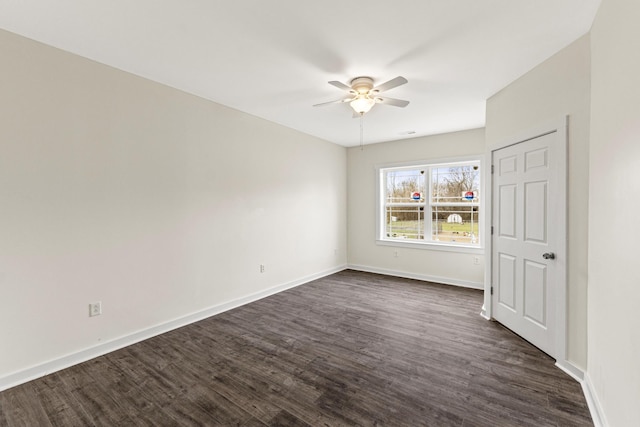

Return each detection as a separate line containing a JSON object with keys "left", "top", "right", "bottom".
{"left": 480, "top": 304, "right": 491, "bottom": 320}
{"left": 555, "top": 359, "right": 585, "bottom": 383}
{"left": 553, "top": 361, "right": 607, "bottom": 427}
{"left": 0, "top": 265, "right": 347, "bottom": 392}
{"left": 582, "top": 372, "right": 608, "bottom": 427}
{"left": 347, "top": 264, "right": 484, "bottom": 290}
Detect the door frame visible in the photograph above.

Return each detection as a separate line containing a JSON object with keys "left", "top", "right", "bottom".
{"left": 482, "top": 116, "right": 568, "bottom": 366}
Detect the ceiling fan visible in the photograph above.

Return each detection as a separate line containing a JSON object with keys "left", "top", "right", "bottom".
{"left": 313, "top": 76, "right": 410, "bottom": 116}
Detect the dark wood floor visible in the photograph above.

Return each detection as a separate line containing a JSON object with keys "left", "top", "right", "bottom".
{"left": 0, "top": 270, "right": 592, "bottom": 426}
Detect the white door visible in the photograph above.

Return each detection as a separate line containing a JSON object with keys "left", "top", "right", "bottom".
{"left": 491, "top": 130, "right": 566, "bottom": 357}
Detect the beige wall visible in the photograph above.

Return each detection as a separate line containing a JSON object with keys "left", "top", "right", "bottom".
{"left": 485, "top": 35, "right": 591, "bottom": 369}
{"left": 0, "top": 29, "right": 347, "bottom": 383}
{"left": 347, "top": 129, "right": 486, "bottom": 287}
{"left": 589, "top": 0, "right": 640, "bottom": 424}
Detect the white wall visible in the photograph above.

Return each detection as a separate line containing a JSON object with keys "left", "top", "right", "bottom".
{"left": 0, "top": 29, "right": 347, "bottom": 385}
{"left": 347, "top": 129, "right": 486, "bottom": 288}
{"left": 588, "top": 0, "right": 640, "bottom": 424}
{"left": 485, "top": 35, "right": 591, "bottom": 370}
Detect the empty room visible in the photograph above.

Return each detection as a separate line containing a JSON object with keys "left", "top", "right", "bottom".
{"left": 1, "top": 1, "right": 638, "bottom": 426}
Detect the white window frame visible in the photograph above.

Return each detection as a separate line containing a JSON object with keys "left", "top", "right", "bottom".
{"left": 376, "top": 156, "right": 485, "bottom": 254}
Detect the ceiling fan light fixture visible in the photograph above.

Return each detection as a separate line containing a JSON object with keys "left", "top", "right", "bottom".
{"left": 350, "top": 95, "right": 375, "bottom": 114}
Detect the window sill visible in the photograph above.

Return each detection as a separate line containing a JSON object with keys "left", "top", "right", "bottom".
{"left": 376, "top": 238, "right": 484, "bottom": 254}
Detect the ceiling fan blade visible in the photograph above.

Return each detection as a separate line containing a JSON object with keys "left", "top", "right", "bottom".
{"left": 372, "top": 76, "right": 408, "bottom": 93}
{"left": 328, "top": 80, "right": 353, "bottom": 91}
{"left": 313, "top": 97, "right": 352, "bottom": 107}
{"left": 375, "top": 96, "right": 410, "bottom": 108}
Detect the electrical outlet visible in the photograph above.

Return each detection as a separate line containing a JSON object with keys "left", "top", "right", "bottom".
{"left": 260, "top": 264, "right": 265, "bottom": 273}
{"left": 89, "top": 302, "right": 102, "bottom": 317}
{"left": 473, "top": 256, "right": 480, "bottom": 265}
{"left": 394, "top": 250, "right": 399, "bottom": 258}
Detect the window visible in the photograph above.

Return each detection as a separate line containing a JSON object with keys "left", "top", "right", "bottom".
{"left": 378, "top": 160, "right": 482, "bottom": 249}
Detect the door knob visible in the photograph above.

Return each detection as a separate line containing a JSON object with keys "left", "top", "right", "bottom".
{"left": 542, "top": 252, "right": 555, "bottom": 260}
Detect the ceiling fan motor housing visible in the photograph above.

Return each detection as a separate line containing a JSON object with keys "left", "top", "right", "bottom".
{"left": 350, "top": 76, "right": 374, "bottom": 94}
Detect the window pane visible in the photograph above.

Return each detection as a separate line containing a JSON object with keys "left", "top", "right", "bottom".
{"left": 431, "top": 206, "right": 480, "bottom": 244}
{"left": 432, "top": 165, "right": 480, "bottom": 204}
{"left": 380, "top": 161, "right": 482, "bottom": 247}
{"left": 386, "top": 169, "right": 426, "bottom": 203}
{"left": 385, "top": 206, "right": 425, "bottom": 240}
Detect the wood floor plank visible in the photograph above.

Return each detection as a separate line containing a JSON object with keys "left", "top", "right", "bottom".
{"left": 198, "top": 365, "right": 283, "bottom": 423}
{"left": 0, "top": 270, "right": 592, "bottom": 426}
{"left": 266, "top": 410, "right": 312, "bottom": 427}
{"left": 31, "top": 374, "right": 95, "bottom": 427}
{"left": 0, "top": 382, "right": 53, "bottom": 427}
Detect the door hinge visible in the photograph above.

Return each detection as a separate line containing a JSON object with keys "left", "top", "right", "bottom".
{"left": 491, "top": 226, "right": 494, "bottom": 235}
{"left": 490, "top": 287, "right": 494, "bottom": 295}
{"left": 491, "top": 164, "right": 494, "bottom": 174}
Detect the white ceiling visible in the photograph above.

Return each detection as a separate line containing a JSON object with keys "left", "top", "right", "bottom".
{"left": 0, "top": 0, "right": 601, "bottom": 147}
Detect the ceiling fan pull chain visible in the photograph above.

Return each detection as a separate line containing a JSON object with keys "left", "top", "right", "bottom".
{"left": 360, "top": 113, "right": 364, "bottom": 151}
